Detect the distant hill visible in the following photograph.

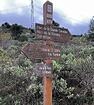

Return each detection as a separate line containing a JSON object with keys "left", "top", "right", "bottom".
{"left": 0, "top": 22, "right": 35, "bottom": 47}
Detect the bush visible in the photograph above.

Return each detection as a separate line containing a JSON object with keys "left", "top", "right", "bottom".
{"left": 10, "top": 24, "right": 23, "bottom": 40}
{"left": 18, "top": 35, "right": 28, "bottom": 42}
{"left": 2, "top": 22, "right": 11, "bottom": 29}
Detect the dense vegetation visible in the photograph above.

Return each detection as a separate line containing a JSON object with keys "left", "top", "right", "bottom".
{"left": 0, "top": 37, "right": 94, "bottom": 105}
{"left": 0, "top": 17, "right": 94, "bottom": 105}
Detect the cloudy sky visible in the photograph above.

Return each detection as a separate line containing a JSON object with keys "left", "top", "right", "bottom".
{"left": 0, "top": 0, "right": 94, "bottom": 34}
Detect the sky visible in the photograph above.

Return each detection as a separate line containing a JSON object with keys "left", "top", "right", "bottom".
{"left": 0, "top": 0, "right": 94, "bottom": 34}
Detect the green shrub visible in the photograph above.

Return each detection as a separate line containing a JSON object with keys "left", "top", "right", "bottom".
{"left": 18, "top": 35, "right": 28, "bottom": 42}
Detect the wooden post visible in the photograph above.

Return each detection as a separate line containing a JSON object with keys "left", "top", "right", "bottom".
{"left": 43, "top": 59, "right": 52, "bottom": 105}
{"left": 43, "top": 74, "right": 52, "bottom": 105}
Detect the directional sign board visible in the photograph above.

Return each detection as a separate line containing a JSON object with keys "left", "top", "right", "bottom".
{"left": 35, "top": 23, "right": 71, "bottom": 43}
{"left": 22, "top": 41, "right": 61, "bottom": 62}
{"left": 33, "top": 63, "right": 52, "bottom": 77}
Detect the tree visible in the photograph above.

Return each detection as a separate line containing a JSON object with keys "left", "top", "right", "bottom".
{"left": 53, "top": 20, "right": 59, "bottom": 27}
{"left": 10, "top": 24, "right": 23, "bottom": 40}
{"left": 18, "top": 35, "right": 28, "bottom": 42}
{"left": 89, "top": 16, "right": 94, "bottom": 33}
{"left": 2, "top": 22, "right": 11, "bottom": 29}
{"left": 88, "top": 16, "right": 94, "bottom": 41}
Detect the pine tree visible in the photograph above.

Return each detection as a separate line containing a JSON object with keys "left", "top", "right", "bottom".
{"left": 88, "top": 16, "right": 94, "bottom": 41}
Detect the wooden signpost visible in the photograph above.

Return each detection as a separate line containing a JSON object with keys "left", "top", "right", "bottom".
{"left": 22, "top": 41, "right": 61, "bottom": 105}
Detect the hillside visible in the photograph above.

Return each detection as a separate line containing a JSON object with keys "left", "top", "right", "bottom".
{"left": 0, "top": 23, "right": 94, "bottom": 105}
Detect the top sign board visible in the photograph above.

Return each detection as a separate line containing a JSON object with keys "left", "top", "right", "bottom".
{"left": 22, "top": 41, "right": 61, "bottom": 62}
{"left": 35, "top": 23, "right": 71, "bottom": 43}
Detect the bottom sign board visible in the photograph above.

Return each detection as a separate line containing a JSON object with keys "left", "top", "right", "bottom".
{"left": 33, "top": 63, "right": 52, "bottom": 77}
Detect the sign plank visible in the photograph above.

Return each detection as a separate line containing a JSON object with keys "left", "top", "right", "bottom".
{"left": 22, "top": 41, "right": 61, "bottom": 62}
{"left": 33, "top": 63, "right": 52, "bottom": 77}
{"left": 35, "top": 23, "right": 71, "bottom": 43}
